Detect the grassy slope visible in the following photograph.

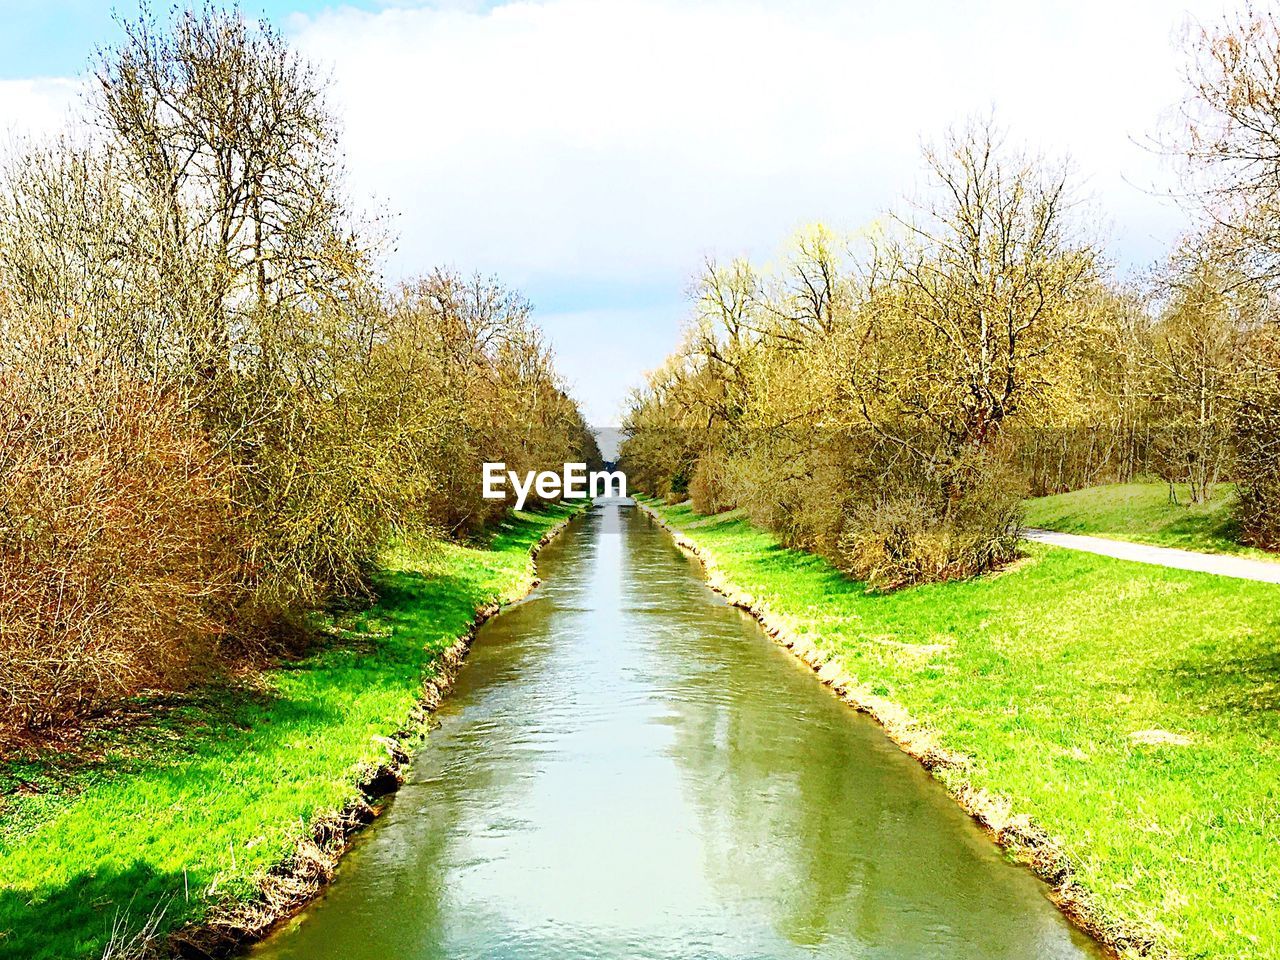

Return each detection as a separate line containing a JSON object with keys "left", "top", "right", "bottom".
{"left": 1025, "top": 482, "right": 1278, "bottom": 561}
{"left": 0, "top": 504, "right": 578, "bottom": 960}
{"left": 645, "top": 498, "right": 1280, "bottom": 960}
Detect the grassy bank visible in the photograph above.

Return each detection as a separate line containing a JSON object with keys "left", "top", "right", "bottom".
{"left": 1025, "top": 482, "right": 1278, "bottom": 561}
{"left": 642, "top": 497, "right": 1280, "bottom": 960}
{"left": 0, "top": 503, "right": 579, "bottom": 960}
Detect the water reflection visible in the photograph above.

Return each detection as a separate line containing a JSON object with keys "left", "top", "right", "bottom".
{"left": 251, "top": 503, "right": 1101, "bottom": 960}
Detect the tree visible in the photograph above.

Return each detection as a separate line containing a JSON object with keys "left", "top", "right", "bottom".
{"left": 869, "top": 119, "right": 1097, "bottom": 459}
{"left": 1179, "top": 4, "right": 1280, "bottom": 283}
{"left": 1235, "top": 326, "right": 1280, "bottom": 547}
{"left": 1177, "top": 6, "right": 1280, "bottom": 539}
{"left": 1147, "top": 237, "right": 1252, "bottom": 503}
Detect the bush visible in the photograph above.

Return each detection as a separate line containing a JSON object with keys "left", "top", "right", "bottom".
{"left": 727, "top": 432, "right": 863, "bottom": 557}
{"left": 688, "top": 451, "right": 735, "bottom": 514}
{"left": 0, "top": 378, "right": 240, "bottom": 728}
{"left": 838, "top": 456, "right": 1024, "bottom": 591}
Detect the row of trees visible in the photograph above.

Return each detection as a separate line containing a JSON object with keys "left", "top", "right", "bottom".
{"left": 621, "top": 6, "right": 1280, "bottom": 587}
{"left": 0, "top": 6, "right": 598, "bottom": 729}
{"left": 1012, "top": 235, "right": 1265, "bottom": 504}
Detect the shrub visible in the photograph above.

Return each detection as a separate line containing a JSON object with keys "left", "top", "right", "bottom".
{"left": 0, "top": 377, "right": 240, "bottom": 728}
{"left": 726, "top": 432, "right": 864, "bottom": 557}
{"left": 0, "top": 8, "right": 597, "bottom": 732}
{"left": 838, "top": 455, "right": 1024, "bottom": 591}
{"left": 689, "top": 451, "right": 735, "bottom": 514}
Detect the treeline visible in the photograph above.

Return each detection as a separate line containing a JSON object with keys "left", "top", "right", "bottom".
{"left": 0, "top": 6, "right": 598, "bottom": 729}
{"left": 621, "top": 7, "right": 1280, "bottom": 589}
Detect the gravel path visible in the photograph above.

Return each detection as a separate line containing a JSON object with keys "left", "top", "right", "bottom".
{"left": 1023, "top": 529, "right": 1280, "bottom": 584}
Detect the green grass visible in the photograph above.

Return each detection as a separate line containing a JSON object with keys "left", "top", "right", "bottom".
{"left": 1025, "top": 481, "right": 1278, "bottom": 561}
{"left": 644, "top": 497, "right": 1280, "bottom": 960}
{"left": 0, "top": 503, "right": 579, "bottom": 960}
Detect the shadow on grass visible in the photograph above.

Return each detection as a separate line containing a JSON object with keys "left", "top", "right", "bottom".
{"left": 0, "top": 861, "right": 196, "bottom": 960}
{"left": 483, "top": 504, "right": 576, "bottom": 555}
{"left": 1, "top": 683, "right": 293, "bottom": 808}
{"left": 1159, "top": 508, "right": 1248, "bottom": 550}
{"left": 1165, "top": 647, "right": 1280, "bottom": 717}
{"left": 367, "top": 568, "right": 494, "bottom": 665}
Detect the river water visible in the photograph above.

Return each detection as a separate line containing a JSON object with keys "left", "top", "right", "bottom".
{"left": 251, "top": 502, "right": 1102, "bottom": 960}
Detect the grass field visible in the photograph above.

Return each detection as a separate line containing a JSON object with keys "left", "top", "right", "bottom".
{"left": 0, "top": 504, "right": 578, "bottom": 960}
{"left": 644, "top": 497, "right": 1280, "bottom": 960}
{"left": 1024, "top": 482, "right": 1279, "bottom": 561}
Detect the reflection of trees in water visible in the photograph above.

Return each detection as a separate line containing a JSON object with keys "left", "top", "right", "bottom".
{"left": 626, "top": 512, "right": 1087, "bottom": 958}
{"left": 643, "top": 618, "right": 875, "bottom": 951}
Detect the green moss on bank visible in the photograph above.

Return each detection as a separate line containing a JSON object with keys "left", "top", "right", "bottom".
{"left": 1025, "top": 482, "right": 1278, "bottom": 561}
{"left": 644, "top": 496, "right": 1280, "bottom": 960}
{"left": 0, "top": 504, "right": 579, "bottom": 960}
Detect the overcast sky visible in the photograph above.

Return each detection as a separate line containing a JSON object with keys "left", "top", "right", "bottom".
{"left": 0, "top": 0, "right": 1239, "bottom": 425}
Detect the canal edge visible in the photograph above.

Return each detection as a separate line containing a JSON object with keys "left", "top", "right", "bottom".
{"left": 634, "top": 499, "right": 1155, "bottom": 960}
{"left": 168, "top": 504, "right": 586, "bottom": 960}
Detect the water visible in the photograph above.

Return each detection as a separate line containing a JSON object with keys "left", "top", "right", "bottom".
{"left": 251, "top": 503, "right": 1103, "bottom": 960}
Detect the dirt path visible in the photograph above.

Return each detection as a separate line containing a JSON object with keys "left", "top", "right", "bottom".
{"left": 1023, "top": 529, "right": 1280, "bottom": 584}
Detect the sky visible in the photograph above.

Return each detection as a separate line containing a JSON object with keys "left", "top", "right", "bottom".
{"left": 0, "top": 0, "right": 1240, "bottom": 426}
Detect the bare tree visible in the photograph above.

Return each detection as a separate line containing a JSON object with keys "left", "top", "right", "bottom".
{"left": 878, "top": 119, "right": 1097, "bottom": 456}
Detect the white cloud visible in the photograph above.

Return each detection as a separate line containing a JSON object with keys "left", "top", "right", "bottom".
{"left": 0, "top": 77, "right": 81, "bottom": 145}
{"left": 292, "top": 0, "right": 1227, "bottom": 285}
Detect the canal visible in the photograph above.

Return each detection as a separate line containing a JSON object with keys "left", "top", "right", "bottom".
{"left": 252, "top": 502, "right": 1102, "bottom": 959}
